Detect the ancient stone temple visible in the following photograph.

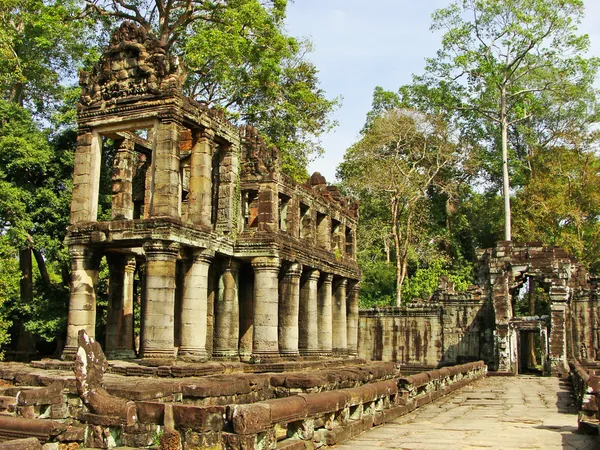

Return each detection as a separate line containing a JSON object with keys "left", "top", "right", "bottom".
{"left": 62, "top": 22, "right": 360, "bottom": 362}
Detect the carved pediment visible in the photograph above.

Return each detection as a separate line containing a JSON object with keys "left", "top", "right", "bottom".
{"left": 79, "top": 22, "right": 185, "bottom": 106}
{"left": 240, "top": 124, "right": 279, "bottom": 177}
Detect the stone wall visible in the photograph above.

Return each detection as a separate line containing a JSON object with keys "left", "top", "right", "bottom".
{"left": 359, "top": 241, "right": 600, "bottom": 375}
{"left": 358, "top": 286, "right": 494, "bottom": 369}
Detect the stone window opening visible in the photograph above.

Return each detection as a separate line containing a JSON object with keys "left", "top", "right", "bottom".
{"left": 210, "top": 148, "right": 219, "bottom": 227}
{"left": 345, "top": 226, "right": 354, "bottom": 257}
{"left": 91, "top": 127, "right": 154, "bottom": 223}
{"left": 300, "top": 203, "right": 311, "bottom": 240}
{"left": 242, "top": 190, "right": 259, "bottom": 229}
{"left": 278, "top": 194, "right": 291, "bottom": 232}
{"left": 331, "top": 219, "right": 341, "bottom": 255}
{"left": 316, "top": 212, "right": 329, "bottom": 249}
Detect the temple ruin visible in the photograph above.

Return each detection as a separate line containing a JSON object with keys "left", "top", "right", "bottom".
{"left": 62, "top": 22, "right": 360, "bottom": 363}
{"left": 360, "top": 241, "right": 600, "bottom": 377}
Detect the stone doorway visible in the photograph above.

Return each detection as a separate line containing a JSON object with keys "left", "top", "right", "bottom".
{"left": 511, "top": 318, "right": 549, "bottom": 376}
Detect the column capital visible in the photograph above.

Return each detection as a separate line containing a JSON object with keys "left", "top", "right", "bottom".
{"left": 321, "top": 273, "right": 333, "bottom": 284}
{"left": 221, "top": 258, "right": 241, "bottom": 273}
{"left": 69, "top": 245, "right": 95, "bottom": 261}
{"left": 192, "top": 127, "right": 215, "bottom": 142}
{"left": 143, "top": 240, "right": 180, "bottom": 258}
{"left": 115, "top": 138, "right": 135, "bottom": 153}
{"left": 282, "top": 262, "right": 302, "bottom": 278}
{"left": 251, "top": 256, "right": 280, "bottom": 271}
{"left": 189, "top": 248, "right": 214, "bottom": 264}
{"left": 125, "top": 256, "right": 136, "bottom": 274}
{"left": 304, "top": 268, "right": 320, "bottom": 282}
{"left": 335, "top": 278, "right": 348, "bottom": 289}
{"left": 348, "top": 281, "right": 360, "bottom": 293}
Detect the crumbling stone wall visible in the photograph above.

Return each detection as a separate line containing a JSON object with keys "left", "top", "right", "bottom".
{"left": 359, "top": 241, "right": 599, "bottom": 375}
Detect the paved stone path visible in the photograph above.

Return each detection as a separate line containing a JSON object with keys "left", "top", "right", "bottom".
{"left": 335, "top": 376, "right": 598, "bottom": 450}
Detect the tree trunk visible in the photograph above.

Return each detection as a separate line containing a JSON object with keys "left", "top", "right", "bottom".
{"left": 501, "top": 87, "right": 512, "bottom": 241}
{"left": 391, "top": 197, "right": 404, "bottom": 307}
{"left": 32, "top": 247, "right": 50, "bottom": 287}
{"left": 18, "top": 247, "right": 37, "bottom": 357}
{"left": 528, "top": 277, "right": 537, "bottom": 368}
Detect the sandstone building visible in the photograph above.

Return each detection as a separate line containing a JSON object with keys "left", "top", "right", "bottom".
{"left": 62, "top": 22, "right": 360, "bottom": 362}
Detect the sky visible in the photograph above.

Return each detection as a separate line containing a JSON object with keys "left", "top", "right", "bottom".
{"left": 284, "top": 1, "right": 600, "bottom": 182}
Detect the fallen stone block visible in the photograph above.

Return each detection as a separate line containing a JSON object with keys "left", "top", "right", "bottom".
{"left": 0, "top": 437, "right": 42, "bottom": 450}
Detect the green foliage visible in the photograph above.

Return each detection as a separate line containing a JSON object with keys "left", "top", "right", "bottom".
{"left": 358, "top": 260, "right": 396, "bottom": 308}
{"left": 0, "top": 0, "right": 92, "bottom": 111}
{"left": 0, "top": 100, "right": 75, "bottom": 349}
{"left": 513, "top": 145, "right": 600, "bottom": 273}
{"left": 402, "top": 256, "right": 473, "bottom": 303}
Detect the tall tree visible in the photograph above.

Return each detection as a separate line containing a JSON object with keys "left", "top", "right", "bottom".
{"left": 339, "top": 109, "right": 459, "bottom": 305}
{"left": 423, "top": 0, "right": 598, "bottom": 241}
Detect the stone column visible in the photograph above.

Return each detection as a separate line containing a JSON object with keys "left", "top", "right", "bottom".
{"left": 251, "top": 257, "right": 280, "bottom": 361}
{"left": 332, "top": 278, "right": 348, "bottom": 355}
{"left": 258, "top": 183, "right": 278, "bottom": 232}
{"left": 105, "top": 255, "right": 136, "bottom": 359}
{"left": 150, "top": 120, "right": 180, "bottom": 219}
{"left": 216, "top": 144, "right": 239, "bottom": 233}
{"left": 188, "top": 129, "right": 213, "bottom": 227}
{"left": 62, "top": 246, "right": 99, "bottom": 360}
{"left": 318, "top": 273, "right": 333, "bottom": 355}
{"left": 140, "top": 241, "right": 179, "bottom": 358}
{"left": 279, "top": 263, "right": 302, "bottom": 356}
{"left": 70, "top": 128, "right": 101, "bottom": 224}
{"left": 213, "top": 259, "right": 240, "bottom": 358}
{"left": 347, "top": 281, "right": 360, "bottom": 357}
{"left": 549, "top": 286, "right": 570, "bottom": 375}
{"left": 299, "top": 268, "right": 320, "bottom": 356}
{"left": 179, "top": 250, "right": 212, "bottom": 359}
{"left": 111, "top": 139, "right": 135, "bottom": 220}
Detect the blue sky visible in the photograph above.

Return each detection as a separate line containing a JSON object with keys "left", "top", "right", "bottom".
{"left": 284, "top": 1, "right": 600, "bottom": 182}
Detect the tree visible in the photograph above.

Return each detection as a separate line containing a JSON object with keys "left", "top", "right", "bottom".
{"left": 0, "top": 100, "right": 74, "bottom": 353}
{"left": 513, "top": 144, "right": 600, "bottom": 273}
{"left": 423, "top": 0, "right": 598, "bottom": 241}
{"left": 0, "top": 0, "right": 91, "bottom": 110}
{"left": 339, "top": 109, "right": 459, "bottom": 305}
{"left": 84, "top": 0, "right": 338, "bottom": 179}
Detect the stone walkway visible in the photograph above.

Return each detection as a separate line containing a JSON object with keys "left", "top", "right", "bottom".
{"left": 335, "top": 376, "right": 598, "bottom": 450}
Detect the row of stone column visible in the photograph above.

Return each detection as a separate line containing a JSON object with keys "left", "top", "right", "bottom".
{"left": 62, "top": 243, "right": 359, "bottom": 361}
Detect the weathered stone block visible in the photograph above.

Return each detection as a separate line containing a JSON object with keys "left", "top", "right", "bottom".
{"left": 231, "top": 403, "right": 271, "bottom": 435}
{"left": 172, "top": 404, "right": 225, "bottom": 432}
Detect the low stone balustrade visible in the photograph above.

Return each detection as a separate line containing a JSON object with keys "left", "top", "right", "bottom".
{"left": 569, "top": 359, "right": 600, "bottom": 435}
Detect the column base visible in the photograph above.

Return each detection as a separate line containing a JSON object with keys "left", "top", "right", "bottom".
{"left": 250, "top": 351, "right": 280, "bottom": 363}
{"left": 177, "top": 347, "right": 208, "bottom": 361}
{"left": 61, "top": 346, "right": 77, "bottom": 361}
{"left": 333, "top": 348, "right": 348, "bottom": 356}
{"left": 140, "top": 347, "right": 176, "bottom": 359}
{"left": 212, "top": 349, "right": 240, "bottom": 361}
{"left": 280, "top": 350, "right": 300, "bottom": 357}
{"left": 105, "top": 349, "right": 137, "bottom": 360}
{"left": 299, "top": 349, "right": 321, "bottom": 357}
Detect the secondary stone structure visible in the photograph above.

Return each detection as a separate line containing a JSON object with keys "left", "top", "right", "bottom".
{"left": 359, "top": 241, "right": 600, "bottom": 377}
{"left": 62, "top": 22, "right": 360, "bottom": 363}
